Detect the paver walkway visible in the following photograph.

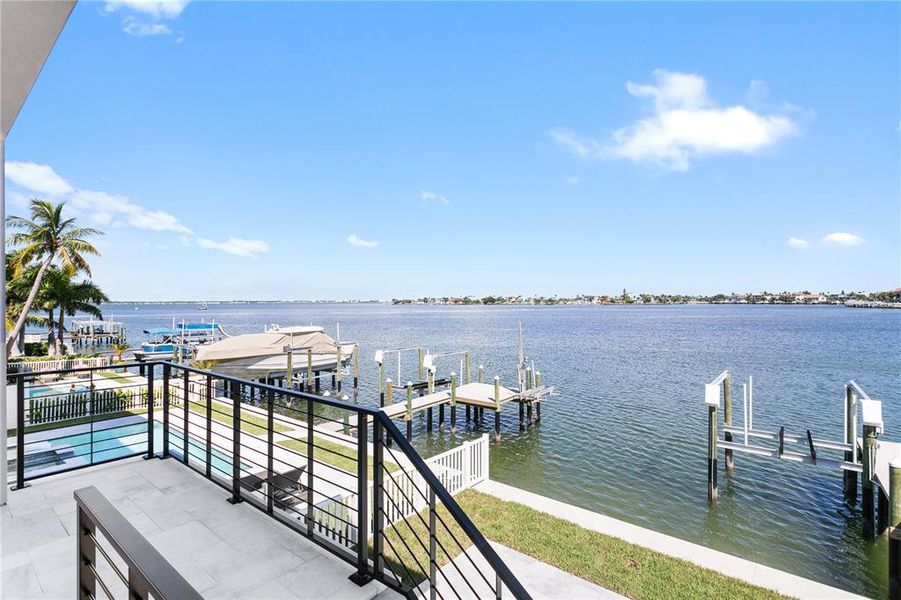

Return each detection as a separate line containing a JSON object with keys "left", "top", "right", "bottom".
{"left": 1, "top": 457, "right": 397, "bottom": 599}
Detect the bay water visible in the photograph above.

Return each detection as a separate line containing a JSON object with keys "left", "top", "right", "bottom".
{"left": 103, "top": 302, "right": 900, "bottom": 596}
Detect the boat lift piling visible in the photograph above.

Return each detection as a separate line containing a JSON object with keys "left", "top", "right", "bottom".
{"left": 704, "top": 372, "right": 896, "bottom": 545}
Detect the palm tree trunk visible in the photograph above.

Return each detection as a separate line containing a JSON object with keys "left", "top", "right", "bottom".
{"left": 6, "top": 256, "right": 53, "bottom": 357}
{"left": 56, "top": 310, "right": 65, "bottom": 359}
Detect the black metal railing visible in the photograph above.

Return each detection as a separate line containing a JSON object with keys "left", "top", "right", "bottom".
{"left": 9, "top": 361, "right": 529, "bottom": 599}
{"left": 75, "top": 485, "right": 201, "bottom": 599}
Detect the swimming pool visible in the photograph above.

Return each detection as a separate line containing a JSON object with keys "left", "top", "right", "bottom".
{"left": 24, "top": 421, "right": 243, "bottom": 480}
{"left": 27, "top": 384, "right": 91, "bottom": 399}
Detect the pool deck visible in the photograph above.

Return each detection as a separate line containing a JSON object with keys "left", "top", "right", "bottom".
{"left": 476, "top": 479, "right": 866, "bottom": 599}
{"left": 1, "top": 456, "right": 395, "bottom": 599}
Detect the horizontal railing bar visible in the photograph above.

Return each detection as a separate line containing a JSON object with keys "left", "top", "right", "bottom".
{"left": 74, "top": 486, "right": 202, "bottom": 600}
{"left": 86, "top": 531, "right": 129, "bottom": 587}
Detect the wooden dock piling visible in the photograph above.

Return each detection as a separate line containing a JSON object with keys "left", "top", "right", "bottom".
{"left": 385, "top": 379, "right": 393, "bottom": 406}
{"left": 863, "top": 423, "right": 878, "bottom": 537}
{"left": 724, "top": 377, "right": 734, "bottom": 473}
{"left": 450, "top": 373, "right": 457, "bottom": 434}
{"left": 704, "top": 382, "right": 720, "bottom": 503}
{"left": 494, "top": 376, "right": 502, "bottom": 442}
{"left": 406, "top": 382, "right": 413, "bottom": 440}
{"left": 336, "top": 346, "right": 342, "bottom": 391}
{"left": 889, "top": 460, "right": 901, "bottom": 598}
{"left": 378, "top": 361, "right": 385, "bottom": 407}
{"left": 844, "top": 385, "right": 859, "bottom": 501}
{"left": 353, "top": 348, "right": 359, "bottom": 390}
{"left": 478, "top": 365, "right": 484, "bottom": 384}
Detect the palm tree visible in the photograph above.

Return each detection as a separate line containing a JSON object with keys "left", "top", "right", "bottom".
{"left": 40, "top": 268, "right": 109, "bottom": 357}
{"left": 110, "top": 343, "right": 129, "bottom": 362}
{"left": 6, "top": 200, "right": 102, "bottom": 356}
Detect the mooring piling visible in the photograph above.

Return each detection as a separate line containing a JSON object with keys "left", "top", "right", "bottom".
{"left": 378, "top": 360, "right": 385, "bottom": 407}
{"left": 704, "top": 379, "right": 721, "bottom": 502}
{"left": 889, "top": 459, "right": 901, "bottom": 598}
{"left": 285, "top": 347, "right": 294, "bottom": 388}
{"left": 494, "top": 376, "right": 502, "bottom": 442}
{"left": 478, "top": 364, "right": 484, "bottom": 384}
{"left": 385, "top": 378, "right": 393, "bottom": 406}
{"left": 844, "top": 384, "right": 859, "bottom": 501}
{"left": 724, "top": 376, "right": 734, "bottom": 473}
{"left": 863, "top": 422, "right": 879, "bottom": 538}
{"left": 450, "top": 372, "right": 457, "bottom": 434}
{"left": 406, "top": 381, "right": 413, "bottom": 440}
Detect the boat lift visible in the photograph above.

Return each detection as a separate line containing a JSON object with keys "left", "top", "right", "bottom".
{"left": 704, "top": 371, "right": 891, "bottom": 539}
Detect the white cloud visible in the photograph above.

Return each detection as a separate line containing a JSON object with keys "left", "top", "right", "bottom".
{"left": 551, "top": 69, "right": 798, "bottom": 172}
{"left": 104, "top": 0, "right": 187, "bottom": 38}
{"left": 420, "top": 190, "right": 449, "bottom": 205}
{"left": 196, "top": 237, "right": 270, "bottom": 258}
{"left": 787, "top": 237, "right": 810, "bottom": 249}
{"left": 122, "top": 18, "right": 172, "bottom": 37}
{"left": 549, "top": 129, "right": 601, "bottom": 159}
{"left": 68, "top": 189, "right": 191, "bottom": 233}
{"left": 104, "top": 0, "right": 189, "bottom": 19}
{"left": 346, "top": 234, "right": 379, "bottom": 248}
{"left": 822, "top": 232, "right": 864, "bottom": 247}
{"left": 747, "top": 79, "right": 770, "bottom": 105}
{"left": 5, "top": 161, "right": 74, "bottom": 196}
{"left": 565, "top": 176, "right": 581, "bottom": 186}
{"left": 5, "top": 161, "right": 190, "bottom": 234}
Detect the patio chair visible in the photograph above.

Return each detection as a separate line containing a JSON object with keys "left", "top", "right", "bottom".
{"left": 238, "top": 466, "right": 307, "bottom": 508}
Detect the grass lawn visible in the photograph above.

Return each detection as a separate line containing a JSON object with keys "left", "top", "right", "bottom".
{"left": 185, "top": 395, "right": 399, "bottom": 475}
{"left": 380, "top": 490, "right": 788, "bottom": 600}
{"left": 185, "top": 396, "right": 293, "bottom": 436}
{"left": 96, "top": 370, "right": 141, "bottom": 384}
{"left": 278, "top": 435, "right": 400, "bottom": 476}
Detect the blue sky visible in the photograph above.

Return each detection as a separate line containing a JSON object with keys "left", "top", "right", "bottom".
{"left": 5, "top": 1, "right": 899, "bottom": 300}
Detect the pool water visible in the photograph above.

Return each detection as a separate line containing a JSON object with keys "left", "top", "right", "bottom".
{"left": 25, "top": 421, "right": 242, "bottom": 479}
{"left": 27, "top": 384, "right": 91, "bottom": 399}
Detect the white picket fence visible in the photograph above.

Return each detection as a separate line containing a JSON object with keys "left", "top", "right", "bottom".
{"left": 313, "top": 434, "right": 490, "bottom": 547}
{"left": 9, "top": 356, "right": 112, "bottom": 374}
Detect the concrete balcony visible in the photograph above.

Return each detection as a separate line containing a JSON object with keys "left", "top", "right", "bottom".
{"left": 1, "top": 456, "right": 396, "bottom": 599}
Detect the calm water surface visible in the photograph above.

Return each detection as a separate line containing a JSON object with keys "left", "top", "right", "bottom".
{"left": 104, "top": 303, "right": 900, "bottom": 597}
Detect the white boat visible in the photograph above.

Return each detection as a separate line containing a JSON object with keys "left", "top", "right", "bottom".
{"left": 193, "top": 324, "right": 355, "bottom": 380}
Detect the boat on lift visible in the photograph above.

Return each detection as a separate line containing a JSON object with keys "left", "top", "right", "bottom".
{"left": 134, "top": 319, "right": 226, "bottom": 361}
{"left": 193, "top": 324, "right": 355, "bottom": 379}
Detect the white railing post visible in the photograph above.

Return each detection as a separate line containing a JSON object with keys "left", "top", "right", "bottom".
{"left": 462, "top": 440, "right": 472, "bottom": 488}
{"left": 481, "top": 434, "right": 490, "bottom": 482}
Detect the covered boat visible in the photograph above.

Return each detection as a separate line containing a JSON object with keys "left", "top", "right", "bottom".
{"left": 193, "top": 325, "right": 355, "bottom": 380}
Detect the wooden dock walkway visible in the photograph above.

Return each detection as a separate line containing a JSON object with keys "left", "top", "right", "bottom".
{"left": 381, "top": 390, "right": 450, "bottom": 419}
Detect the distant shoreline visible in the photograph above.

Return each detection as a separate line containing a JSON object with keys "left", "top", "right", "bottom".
{"left": 102, "top": 300, "right": 900, "bottom": 309}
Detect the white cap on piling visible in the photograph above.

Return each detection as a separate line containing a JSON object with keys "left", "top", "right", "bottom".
{"left": 385, "top": 378, "right": 392, "bottom": 384}
{"left": 341, "top": 394, "right": 349, "bottom": 401}
{"left": 407, "top": 380, "right": 413, "bottom": 387}
{"left": 494, "top": 375, "right": 500, "bottom": 381}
